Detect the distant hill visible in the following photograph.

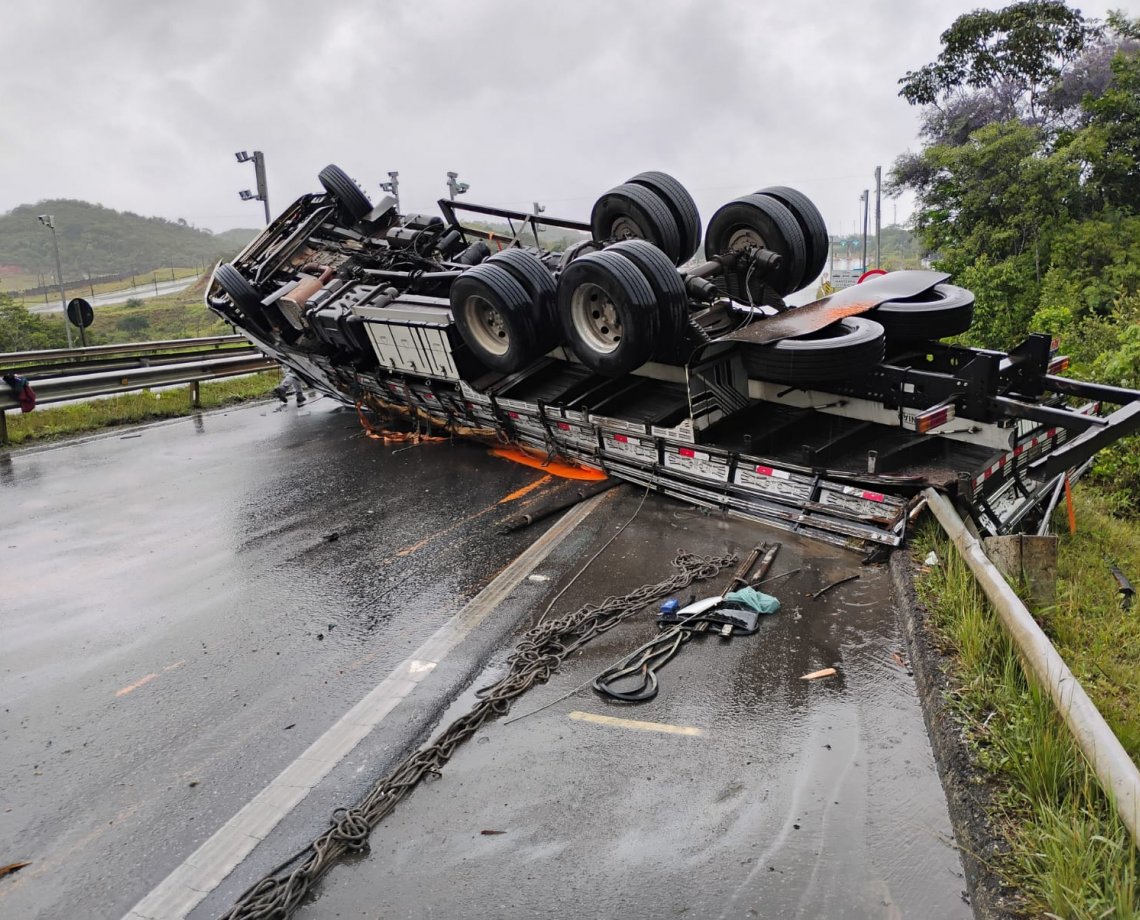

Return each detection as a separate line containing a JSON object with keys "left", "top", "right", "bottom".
{"left": 0, "top": 200, "right": 258, "bottom": 290}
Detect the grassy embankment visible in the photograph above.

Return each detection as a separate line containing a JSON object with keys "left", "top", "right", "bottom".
{"left": 913, "top": 489, "right": 1140, "bottom": 919}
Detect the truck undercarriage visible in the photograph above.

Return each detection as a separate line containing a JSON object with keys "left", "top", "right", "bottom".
{"left": 207, "top": 165, "right": 1140, "bottom": 554}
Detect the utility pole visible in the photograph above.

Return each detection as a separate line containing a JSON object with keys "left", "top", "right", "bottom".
{"left": 38, "top": 214, "right": 73, "bottom": 348}
{"left": 861, "top": 190, "right": 869, "bottom": 273}
{"left": 874, "top": 166, "right": 882, "bottom": 269}
{"left": 236, "top": 150, "right": 271, "bottom": 224}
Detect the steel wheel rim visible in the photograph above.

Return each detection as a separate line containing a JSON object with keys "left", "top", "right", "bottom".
{"left": 610, "top": 215, "right": 647, "bottom": 241}
{"left": 463, "top": 295, "right": 510, "bottom": 356}
{"left": 570, "top": 282, "right": 623, "bottom": 354}
{"left": 727, "top": 226, "right": 767, "bottom": 254}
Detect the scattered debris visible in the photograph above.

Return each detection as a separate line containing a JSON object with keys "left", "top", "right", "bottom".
{"left": 0, "top": 861, "right": 30, "bottom": 879}
{"left": 800, "top": 668, "right": 837, "bottom": 681}
{"left": 810, "top": 574, "right": 859, "bottom": 599}
{"left": 322, "top": 532, "right": 339, "bottom": 542}
{"left": 923, "top": 551, "right": 940, "bottom": 566}
{"left": 283, "top": 724, "right": 296, "bottom": 731}
{"left": 479, "top": 829, "right": 506, "bottom": 836}
{"left": 1107, "top": 558, "right": 1135, "bottom": 610}
{"left": 755, "top": 567, "right": 801, "bottom": 587}
{"left": 188, "top": 781, "right": 199, "bottom": 788}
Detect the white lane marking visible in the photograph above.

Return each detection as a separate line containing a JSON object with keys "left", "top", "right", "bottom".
{"left": 568, "top": 710, "right": 705, "bottom": 737}
{"left": 124, "top": 495, "right": 606, "bottom": 920}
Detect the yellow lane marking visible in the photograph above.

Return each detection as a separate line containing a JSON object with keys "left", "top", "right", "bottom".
{"left": 115, "top": 673, "right": 157, "bottom": 697}
{"left": 568, "top": 710, "right": 704, "bottom": 737}
{"left": 115, "top": 660, "right": 185, "bottom": 697}
{"left": 498, "top": 474, "right": 552, "bottom": 504}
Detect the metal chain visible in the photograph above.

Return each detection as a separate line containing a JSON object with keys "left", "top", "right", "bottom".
{"left": 221, "top": 550, "right": 735, "bottom": 920}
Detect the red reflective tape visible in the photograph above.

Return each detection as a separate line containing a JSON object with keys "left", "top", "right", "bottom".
{"left": 861, "top": 490, "right": 886, "bottom": 503}
{"left": 614, "top": 434, "right": 628, "bottom": 443}
{"left": 755, "top": 465, "right": 774, "bottom": 476}
{"left": 557, "top": 422, "right": 570, "bottom": 431}
{"left": 508, "top": 411, "right": 520, "bottom": 419}
{"left": 679, "top": 447, "right": 696, "bottom": 458}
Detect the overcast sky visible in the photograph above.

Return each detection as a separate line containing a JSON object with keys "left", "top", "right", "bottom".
{"left": 2, "top": 0, "right": 1135, "bottom": 238}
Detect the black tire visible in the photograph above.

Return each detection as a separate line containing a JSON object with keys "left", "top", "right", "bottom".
{"left": 590, "top": 183, "right": 682, "bottom": 264}
{"left": 450, "top": 263, "right": 541, "bottom": 374}
{"left": 870, "top": 283, "right": 975, "bottom": 341}
{"left": 627, "top": 171, "right": 702, "bottom": 263}
{"left": 318, "top": 164, "right": 373, "bottom": 223}
{"left": 557, "top": 250, "right": 660, "bottom": 376}
{"left": 486, "top": 248, "right": 560, "bottom": 350}
{"left": 756, "top": 186, "right": 828, "bottom": 289}
{"left": 704, "top": 194, "right": 807, "bottom": 298}
{"left": 607, "top": 240, "right": 689, "bottom": 362}
{"left": 741, "top": 317, "right": 885, "bottom": 384}
{"left": 214, "top": 263, "right": 261, "bottom": 313}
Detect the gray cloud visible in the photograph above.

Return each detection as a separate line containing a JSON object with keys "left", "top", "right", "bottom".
{"left": 2, "top": 0, "right": 1133, "bottom": 238}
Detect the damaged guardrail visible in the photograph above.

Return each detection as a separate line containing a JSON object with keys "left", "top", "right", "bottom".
{"left": 922, "top": 487, "right": 1140, "bottom": 850}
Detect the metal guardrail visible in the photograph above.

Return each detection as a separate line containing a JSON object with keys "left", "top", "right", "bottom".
{"left": 0, "top": 338, "right": 278, "bottom": 444}
{"left": 0, "top": 335, "right": 247, "bottom": 364}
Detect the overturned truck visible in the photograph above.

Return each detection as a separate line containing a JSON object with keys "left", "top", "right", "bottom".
{"left": 207, "top": 165, "right": 1140, "bottom": 556}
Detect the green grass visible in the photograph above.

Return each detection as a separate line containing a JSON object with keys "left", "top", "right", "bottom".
{"left": 4, "top": 371, "right": 281, "bottom": 445}
{"left": 87, "top": 286, "right": 231, "bottom": 343}
{"left": 913, "top": 491, "right": 1140, "bottom": 919}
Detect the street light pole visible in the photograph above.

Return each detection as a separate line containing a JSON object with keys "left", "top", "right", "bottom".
{"left": 38, "top": 214, "right": 73, "bottom": 348}
{"left": 235, "top": 150, "right": 271, "bottom": 225}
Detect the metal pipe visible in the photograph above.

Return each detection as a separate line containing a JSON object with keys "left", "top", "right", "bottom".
{"left": 922, "top": 487, "right": 1140, "bottom": 850}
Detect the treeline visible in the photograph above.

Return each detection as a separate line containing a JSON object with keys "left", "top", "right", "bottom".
{"left": 0, "top": 199, "right": 256, "bottom": 287}
{"left": 890, "top": 1, "right": 1140, "bottom": 510}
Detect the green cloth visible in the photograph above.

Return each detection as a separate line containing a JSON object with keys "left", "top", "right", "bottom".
{"left": 724, "top": 586, "right": 780, "bottom": 614}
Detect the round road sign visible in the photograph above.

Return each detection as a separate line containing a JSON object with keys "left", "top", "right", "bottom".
{"left": 67, "top": 297, "right": 94, "bottom": 329}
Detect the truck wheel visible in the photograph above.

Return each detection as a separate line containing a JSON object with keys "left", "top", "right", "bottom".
{"left": 704, "top": 194, "right": 807, "bottom": 298}
{"left": 318, "top": 164, "right": 373, "bottom": 223}
{"left": 214, "top": 263, "right": 261, "bottom": 313}
{"left": 742, "top": 317, "right": 885, "bottom": 383}
{"left": 608, "top": 240, "right": 688, "bottom": 362}
{"left": 590, "top": 183, "right": 682, "bottom": 265}
{"left": 213, "top": 263, "right": 273, "bottom": 337}
{"left": 870, "top": 284, "right": 975, "bottom": 341}
{"left": 557, "top": 250, "right": 659, "bottom": 376}
{"left": 627, "top": 171, "right": 702, "bottom": 263}
{"left": 756, "top": 186, "right": 828, "bottom": 289}
{"left": 486, "top": 249, "right": 560, "bottom": 350}
{"left": 450, "top": 263, "right": 540, "bottom": 374}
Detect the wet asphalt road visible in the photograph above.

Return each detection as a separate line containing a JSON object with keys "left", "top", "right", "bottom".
{"left": 1, "top": 399, "right": 968, "bottom": 920}
{"left": 0, "top": 399, "right": 602, "bottom": 920}
{"left": 293, "top": 496, "right": 970, "bottom": 920}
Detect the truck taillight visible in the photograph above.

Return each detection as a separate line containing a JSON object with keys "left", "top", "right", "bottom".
{"left": 1048, "top": 354, "right": 1071, "bottom": 374}
{"left": 915, "top": 404, "right": 956, "bottom": 434}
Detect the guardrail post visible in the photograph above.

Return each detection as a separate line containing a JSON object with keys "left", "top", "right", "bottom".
{"left": 190, "top": 380, "right": 201, "bottom": 409}
{"left": 0, "top": 409, "right": 7, "bottom": 447}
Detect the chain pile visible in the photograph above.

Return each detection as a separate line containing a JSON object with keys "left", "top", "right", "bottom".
{"left": 222, "top": 549, "right": 736, "bottom": 920}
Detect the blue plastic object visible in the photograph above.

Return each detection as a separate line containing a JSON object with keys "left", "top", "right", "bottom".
{"left": 659, "top": 598, "right": 680, "bottom": 615}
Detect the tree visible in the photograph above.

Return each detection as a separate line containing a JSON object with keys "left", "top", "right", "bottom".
{"left": 889, "top": 4, "right": 1140, "bottom": 349}
{"left": 0, "top": 292, "right": 69, "bottom": 352}
{"left": 898, "top": 0, "right": 1096, "bottom": 128}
